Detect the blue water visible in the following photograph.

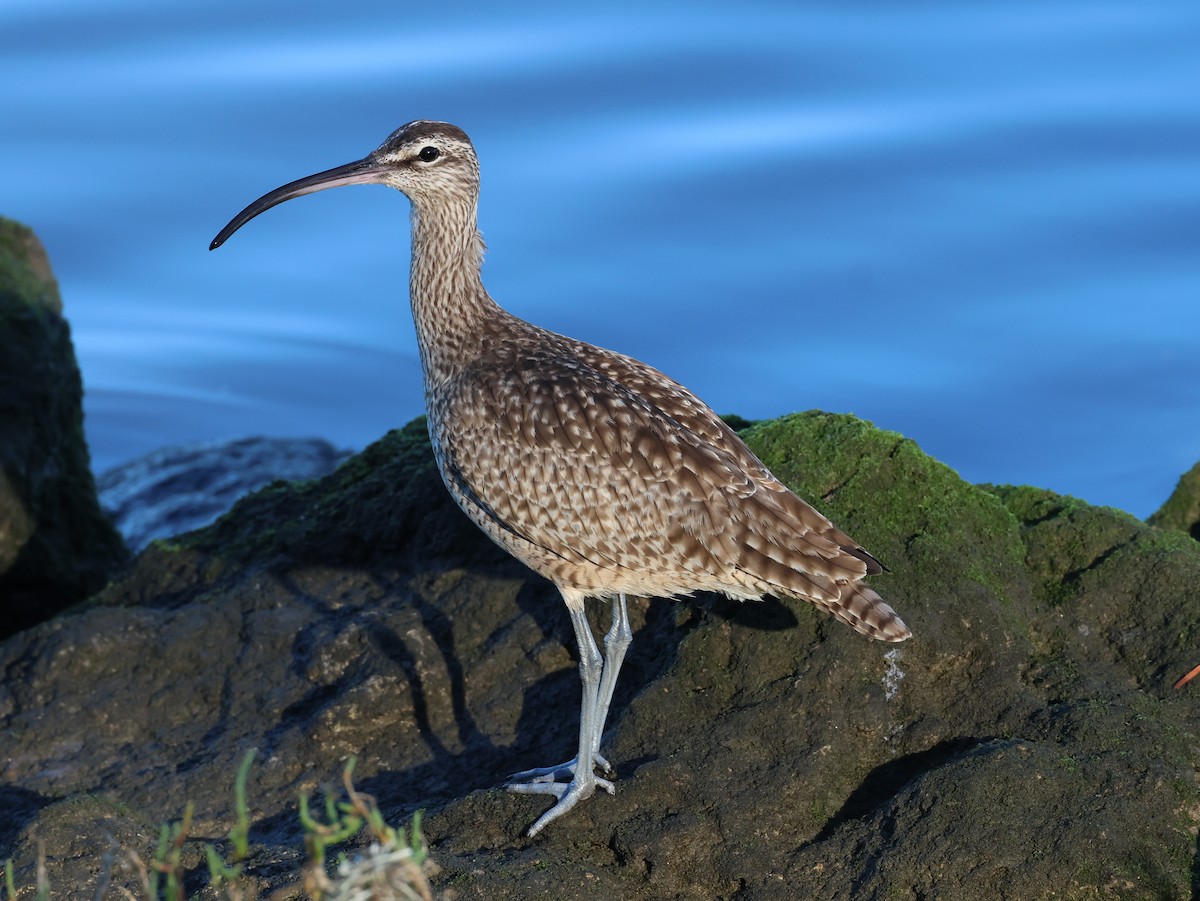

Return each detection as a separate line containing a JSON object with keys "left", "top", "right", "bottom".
{"left": 3, "top": 1, "right": 1198, "bottom": 518}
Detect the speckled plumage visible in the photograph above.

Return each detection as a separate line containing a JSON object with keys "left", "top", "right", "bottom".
{"left": 212, "top": 119, "right": 910, "bottom": 837}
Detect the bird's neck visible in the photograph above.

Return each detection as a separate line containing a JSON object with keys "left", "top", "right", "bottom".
{"left": 408, "top": 199, "right": 509, "bottom": 386}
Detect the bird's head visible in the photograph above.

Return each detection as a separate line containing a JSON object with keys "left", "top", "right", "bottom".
{"left": 210, "top": 120, "right": 479, "bottom": 250}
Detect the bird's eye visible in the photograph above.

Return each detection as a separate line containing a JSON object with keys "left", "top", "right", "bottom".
{"left": 418, "top": 146, "right": 440, "bottom": 162}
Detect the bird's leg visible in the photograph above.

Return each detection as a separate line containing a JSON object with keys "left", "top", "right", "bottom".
{"left": 506, "top": 595, "right": 631, "bottom": 785}
{"left": 505, "top": 602, "right": 608, "bottom": 786}
{"left": 507, "top": 597, "right": 631, "bottom": 836}
{"left": 589, "top": 593, "right": 631, "bottom": 763}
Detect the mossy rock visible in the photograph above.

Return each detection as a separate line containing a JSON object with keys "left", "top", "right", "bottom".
{"left": 992, "top": 483, "right": 1200, "bottom": 690}
{"left": 0, "top": 216, "right": 61, "bottom": 313}
{"left": 1149, "top": 459, "right": 1200, "bottom": 541}
{"left": 1, "top": 411, "right": 1197, "bottom": 899}
{"left": 0, "top": 217, "right": 126, "bottom": 636}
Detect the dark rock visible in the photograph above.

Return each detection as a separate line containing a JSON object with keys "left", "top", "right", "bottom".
{"left": 0, "top": 217, "right": 127, "bottom": 639}
{"left": 0, "top": 413, "right": 1196, "bottom": 899}
{"left": 1149, "top": 459, "right": 1200, "bottom": 540}
{"left": 97, "top": 436, "right": 354, "bottom": 553}
{"left": 718, "top": 412, "right": 756, "bottom": 432}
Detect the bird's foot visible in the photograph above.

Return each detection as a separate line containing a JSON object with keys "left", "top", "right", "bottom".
{"left": 504, "top": 754, "right": 616, "bottom": 837}
{"left": 508, "top": 770, "right": 615, "bottom": 838}
{"left": 504, "top": 752, "right": 613, "bottom": 786}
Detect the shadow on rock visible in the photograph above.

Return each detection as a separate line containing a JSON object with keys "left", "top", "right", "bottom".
{"left": 808, "top": 735, "right": 995, "bottom": 844}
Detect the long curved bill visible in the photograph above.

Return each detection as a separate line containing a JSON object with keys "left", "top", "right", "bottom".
{"left": 210, "top": 156, "right": 389, "bottom": 250}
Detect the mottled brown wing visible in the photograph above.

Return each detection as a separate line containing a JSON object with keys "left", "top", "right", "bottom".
{"left": 570, "top": 340, "right": 778, "bottom": 481}
{"left": 567, "top": 337, "right": 884, "bottom": 573}
{"left": 433, "top": 348, "right": 872, "bottom": 604}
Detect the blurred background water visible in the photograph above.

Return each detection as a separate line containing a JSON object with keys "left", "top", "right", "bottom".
{"left": 2, "top": 0, "right": 1197, "bottom": 518}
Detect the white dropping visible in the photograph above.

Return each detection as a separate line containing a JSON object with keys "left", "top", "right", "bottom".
{"left": 882, "top": 647, "right": 905, "bottom": 701}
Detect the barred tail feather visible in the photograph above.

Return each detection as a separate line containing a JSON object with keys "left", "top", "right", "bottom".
{"left": 826, "top": 581, "right": 911, "bottom": 642}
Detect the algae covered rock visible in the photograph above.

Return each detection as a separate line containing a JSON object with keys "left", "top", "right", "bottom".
{"left": 994, "top": 483, "right": 1200, "bottom": 689}
{"left": 0, "top": 217, "right": 127, "bottom": 637}
{"left": 1149, "top": 459, "right": 1200, "bottom": 540}
{"left": 0, "top": 412, "right": 1196, "bottom": 899}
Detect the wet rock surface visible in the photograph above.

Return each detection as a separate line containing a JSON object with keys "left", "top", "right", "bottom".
{"left": 0, "top": 217, "right": 127, "bottom": 639}
{"left": 98, "top": 436, "right": 353, "bottom": 552}
{"left": 0, "top": 414, "right": 1197, "bottom": 899}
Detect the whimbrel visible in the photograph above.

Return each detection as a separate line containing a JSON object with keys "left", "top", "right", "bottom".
{"left": 211, "top": 120, "right": 911, "bottom": 837}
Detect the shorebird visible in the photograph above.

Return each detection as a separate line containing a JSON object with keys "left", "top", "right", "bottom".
{"left": 211, "top": 120, "right": 911, "bottom": 837}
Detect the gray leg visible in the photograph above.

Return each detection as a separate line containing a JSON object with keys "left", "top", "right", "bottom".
{"left": 505, "top": 595, "right": 634, "bottom": 836}
{"left": 589, "top": 593, "right": 632, "bottom": 760}
{"left": 569, "top": 602, "right": 603, "bottom": 782}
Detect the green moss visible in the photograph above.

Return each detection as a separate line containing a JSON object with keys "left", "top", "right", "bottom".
{"left": 987, "top": 481, "right": 1200, "bottom": 692}
{"left": 180, "top": 416, "right": 480, "bottom": 575}
{"left": 1148, "top": 459, "right": 1200, "bottom": 538}
{"left": 746, "top": 412, "right": 1023, "bottom": 558}
{"left": 0, "top": 216, "right": 61, "bottom": 313}
{"left": 743, "top": 411, "right": 1031, "bottom": 629}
